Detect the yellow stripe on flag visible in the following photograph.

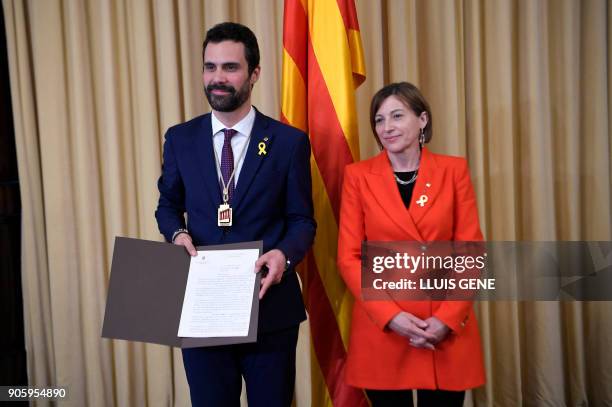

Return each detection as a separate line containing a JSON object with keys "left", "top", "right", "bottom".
{"left": 307, "top": 0, "right": 360, "bottom": 161}
{"left": 309, "top": 340, "right": 333, "bottom": 407}
{"left": 310, "top": 157, "right": 354, "bottom": 348}
{"left": 281, "top": 49, "right": 307, "bottom": 132}
{"left": 348, "top": 29, "right": 366, "bottom": 84}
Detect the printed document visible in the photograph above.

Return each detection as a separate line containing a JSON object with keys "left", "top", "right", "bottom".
{"left": 177, "top": 248, "right": 259, "bottom": 337}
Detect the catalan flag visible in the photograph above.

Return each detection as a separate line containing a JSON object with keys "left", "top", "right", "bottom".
{"left": 281, "top": 0, "right": 367, "bottom": 405}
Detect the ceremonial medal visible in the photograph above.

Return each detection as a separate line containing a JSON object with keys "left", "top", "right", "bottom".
{"left": 212, "top": 131, "right": 254, "bottom": 229}
{"left": 218, "top": 203, "right": 233, "bottom": 227}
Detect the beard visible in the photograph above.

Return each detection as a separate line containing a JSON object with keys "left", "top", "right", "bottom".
{"left": 204, "top": 79, "right": 251, "bottom": 112}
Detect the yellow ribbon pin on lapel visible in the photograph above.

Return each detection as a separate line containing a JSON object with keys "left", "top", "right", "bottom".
{"left": 416, "top": 194, "right": 429, "bottom": 207}
{"left": 258, "top": 141, "right": 267, "bottom": 155}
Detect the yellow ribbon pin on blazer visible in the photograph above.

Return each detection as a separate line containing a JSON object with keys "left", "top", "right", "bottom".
{"left": 416, "top": 194, "right": 429, "bottom": 207}
{"left": 258, "top": 141, "right": 267, "bottom": 155}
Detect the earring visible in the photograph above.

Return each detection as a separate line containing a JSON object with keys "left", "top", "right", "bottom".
{"left": 419, "top": 128, "right": 425, "bottom": 149}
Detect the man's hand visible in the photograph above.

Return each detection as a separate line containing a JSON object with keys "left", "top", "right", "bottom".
{"left": 173, "top": 233, "right": 197, "bottom": 256}
{"left": 254, "top": 249, "right": 286, "bottom": 300}
{"left": 423, "top": 316, "right": 450, "bottom": 344}
{"left": 388, "top": 312, "right": 437, "bottom": 350}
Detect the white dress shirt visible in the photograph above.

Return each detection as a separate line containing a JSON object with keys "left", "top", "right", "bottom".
{"left": 211, "top": 106, "right": 256, "bottom": 185}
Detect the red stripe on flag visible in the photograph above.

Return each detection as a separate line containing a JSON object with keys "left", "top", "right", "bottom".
{"left": 306, "top": 39, "right": 354, "bottom": 220}
{"left": 300, "top": 252, "right": 369, "bottom": 407}
{"left": 280, "top": 111, "right": 289, "bottom": 125}
{"left": 283, "top": 0, "right": 308, "bottom": 82}
{"left": 336, "top": 0, "right": 361, "bottom": 31}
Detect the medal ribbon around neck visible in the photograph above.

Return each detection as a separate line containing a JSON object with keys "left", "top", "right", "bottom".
{"left": 213, "top": 131, "right": 252, "bottom": 204}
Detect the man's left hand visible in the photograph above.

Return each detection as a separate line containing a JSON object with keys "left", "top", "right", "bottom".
{"left": 255, "top": 249, "right": 286, "bottom": 300}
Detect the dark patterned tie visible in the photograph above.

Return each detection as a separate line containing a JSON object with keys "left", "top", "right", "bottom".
{"left": 220, "top": 128, "right": 237, "bottom": 202}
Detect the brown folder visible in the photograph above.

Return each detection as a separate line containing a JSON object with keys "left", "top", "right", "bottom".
{"left": 101, "top": 237, "right": 262, "bottom": 348}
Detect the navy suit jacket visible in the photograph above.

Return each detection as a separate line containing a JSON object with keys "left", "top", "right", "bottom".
{"left": 156, "top": 109, "right": 315, "bottom": 333}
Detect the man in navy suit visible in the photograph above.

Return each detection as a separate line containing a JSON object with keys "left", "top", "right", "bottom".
{"left": 155, "top": 22, "right": 316, "bottom": 406}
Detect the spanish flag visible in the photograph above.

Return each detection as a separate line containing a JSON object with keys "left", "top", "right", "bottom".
{"left": 281, "top": 0, "right": 367, "bottom": 405}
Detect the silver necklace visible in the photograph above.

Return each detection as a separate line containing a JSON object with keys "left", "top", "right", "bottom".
{"left": 394, "top": 171, "right": 418, "bottom": 185}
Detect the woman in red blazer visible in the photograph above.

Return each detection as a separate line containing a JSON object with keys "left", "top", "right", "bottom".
{"left": 338, "top": 82, "right": 485, "bottom": 406}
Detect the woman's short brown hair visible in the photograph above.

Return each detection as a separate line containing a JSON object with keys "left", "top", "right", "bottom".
{"left": 369, "top": 82, "right": 433, "bottom": 148}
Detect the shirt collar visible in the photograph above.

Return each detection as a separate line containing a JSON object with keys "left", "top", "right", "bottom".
{"left": 211, "top": 106, "right": 256, "bottom": 138}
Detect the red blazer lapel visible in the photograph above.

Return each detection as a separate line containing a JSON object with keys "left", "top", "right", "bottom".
{"left": 364, "top": 152, "right": 424, "bottom": 241}
{"left": 410, "top": 147, "right": 445, "bottom": 226}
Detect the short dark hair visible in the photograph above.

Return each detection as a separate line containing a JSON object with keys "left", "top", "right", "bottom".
{"left": 369, "top": 82, "right": 433, "bottom": 148}
{"left": 202, "top": 22, "right": 260, "bottom": 74}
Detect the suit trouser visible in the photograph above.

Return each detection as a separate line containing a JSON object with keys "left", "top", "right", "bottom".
{"left": 182, "top": 326, "right": 299, "bottom": 407}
